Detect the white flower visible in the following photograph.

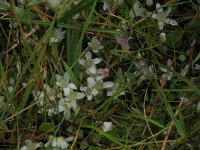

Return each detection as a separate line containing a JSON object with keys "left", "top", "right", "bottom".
{"left": 119, "top": 20, "right": 127, "bottom": 30}
{"left": 87, "top": 76, "right": 114, "bottom": 91}
{"left": 102, "top": 0, "right": 113, "bottom": 11}
{"left": 32, "top": 89, "right": 57, "bottom": 116}
{"left": 80, "top": 86, "right": 98, "bottom": 101}
{"left": 146, "top": 0, "right": 153, "bottom": 7}
{"left": 152, "top": 3, "right": 178, "bottom": 30}
{"left": 79, "top": 52, "right": 101, "bottom": 75}
{"left": 20, "top": 140, "right": 42, "bottom": 150}
{"left": 9, "top": 20, "right": 17, "bottom": 29}
{"left": 66, "top": 91, "right": 84, "bottom": 109}
{"left": 160, "top": 32, "right": 167, "bottom": 43}
{"left": 73, "top": 0, "right": 81, "bottom": 5}
{"left": 101, "top": 122, "right": 113, "bottom": 132}
{"left": 17, "top": 0, "right": 25, "bottom": 7}
{"left": 88, "top": 37, "right": 104, "bottom": 53}
{"left": 49, "top": 28, "right": 66, "bottom": 44}
{"left": 8, "top": 78, "right": 15, "bottom": 94}
{"left": 80, "top": 74, "right": 114, "bottom": 101}
{"left": 133, "top": 60, "right": 155, "bottom": 84}
{"left": 9, "top": 78, "right": 15, "bottom": 85}
{"left": 58, "top": 98, "right": 72, "bottom": 119}
{"left": 52, "top": 137, "right": 68, "bottom": 149}
{"left": 8, "top": 86, "right": 13, "bottom": 94}
{"left": 47, "top": 0, "right": 62, "bottom": 11}
{"left": 107, "top": 83, "right": 125, "bottom": 98}
{"left": 56, "top": 72, "right": 77, "bottom": 96}
{"left": 43, "top": 83, "right": 56, "bottom": 101}
{"left": 33, "top": 91, "right": 45, "bottom": 106}
{"left": 45, "top": 135, "right": 72, "bottom": 149}
{"left": 180, "top": 64, "right": 189, "bottom": 77}
{"left": 180, "top": 96, "right": 188, "bottom": 103}
{"left": 160, "top": 59, "right": 173, "bottom": 84}
{"left": 43, "top": 69, "right": 47, "bottom": 80}
{"left": 194, "top": 64, "right": 200, "bottom": 70}
{"left": 129, "top": 1, "right": 145, "bottom": 18}
{"left": 58, "top": 91, "right": 84, "bottom": 119}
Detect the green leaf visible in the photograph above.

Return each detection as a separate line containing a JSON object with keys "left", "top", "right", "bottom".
{"left": 17, "top": 81, "right": 34, "bottom": 112}
{"left": 62, "top": 60, "right": 79, "bottom": 86}
{"left": 0, "top": 2, "right": 10, "bottom": 10}
{"left": 167, "top": 31, "right": 183, "bottom": 49}
{"left": 60, "top": 0, "right": 94, "bottom": 22}
{"left": 66, "top": 29, "right": 80, "bottom": 67}
{"left": 193, "top": 52, "right": 200, "bottom": 65}
{"left": 16, "top": 7, "right": 28, "bottom": 19}
{"left": 27, "top": 0, "right": 44, "bottom": 8}
{"left": 119, "top": 111, "right": 164, "bottom": 129}
{"left": 39, "top": 122, "right": 55, "bottom": 132}
{"left": 82, "top": 125, "right": 124, "bottom": 147}
{"left": 189, "top": 16, "right": 200, "bottom": 33}
{"left": 0, "top": 121, "right": 8, "bottom": 130}
{"left": 0, "top": 120, "right": 8, "bottom": 139}
{"left": 161, "top": 92, "right": 186, "bottom": 139}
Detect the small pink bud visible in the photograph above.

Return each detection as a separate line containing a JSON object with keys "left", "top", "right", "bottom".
{"left": 103, "top": 68, "right": 109, "bottom": 77}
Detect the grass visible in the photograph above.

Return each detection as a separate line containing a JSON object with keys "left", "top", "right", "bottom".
{"left": 0, "top": 0, "right": 200, "bottom": 149}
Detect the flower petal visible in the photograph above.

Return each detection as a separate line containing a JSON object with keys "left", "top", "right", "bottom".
{"left": 64, "top": 72, "right": 69, "bottom": 82}
{"left": 88, "top": 66, "right": 97, "bottom": 74}
{"left": 63, "top": 87, "right": 70, "bottom": 95}
{"left": 86, "top": 52, "right": 92, "bottom": 60}
{"left": 107, "top": 91, "right": 113, "bottom": 96}
{"left": 152, "top": 13, "right": 157, "bottom": 19}
{"left": 69, "top": 83, "right": 77, "bottom": 89}
{"left": 101, "top": 122, "right": 113, "bottom": 132}
{"left": 77, "top": 92, "right": 85, "bottom": 99}
{"left": 158, "top": 21, "right": 164, "bottom": 30}
{"left": 71, "top": 100, "right": 77, "bottom": 109}
{"left": 103, "top": 82, "right": 114, "bottom": 89}
{"left": 92, "top": 89, "right": 99, "bottom": 96}
{"left": 79, "top": 59, "right": 85, "bottom": 66}
{"left": 168, "top": 19, "right": 178, "bottom": 26}
{"left": 165, "top": 7, "right": 172, "bottom": 16}
{"left": 160, "top": 32, "right": 167, "bottom": 43}
{"left": 156, "top": 3, "right": 164, "bottom": 13}
{"left": 87, "top": 77, "right": 96, "bottom": 87}
{"left": 92, "top": 58, "right": 101, "bottom": 65}
{"left": 87, "top": 95, "right": 93, "bottom": 101}
{"left": 146, "top": 0, "right": 153, "bottom": 7}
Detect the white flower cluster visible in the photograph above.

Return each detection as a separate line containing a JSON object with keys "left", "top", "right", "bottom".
{"left": 32, "top": 72, "right": 84, "bottom": 119}
{"left": 133, "top": 55, "right": 155, "bottom": 85}
{"left": 160, "top": 59, "right": 173, "bottom": 84}
{"left": 128, "top": 1, "right": 178, "bottom": 30}
{"left": 20, "top": 140, "right": 42, "bottom": 150}
{"left": 49, "top": 28, "right": 66, "bottom": 44}
{"left": 152, "top": 3, "right": 178, "bottom": 30}
{"left": 20, "top": 135, "right": 74, "bottom": 150}
{"left": 102, "top": 0, "right": 124, "bottom": 11}
{"left": 45, "top": 135, "right": 74, "bottom": 149}
{"left": 31, "top": 36, "right": 126, "bottom": 119}
{"left": 128, "top": 1, "right": 179, "bottom": 51}
{"left": 79, "top": 37, "right": 125, "bottom": 101}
